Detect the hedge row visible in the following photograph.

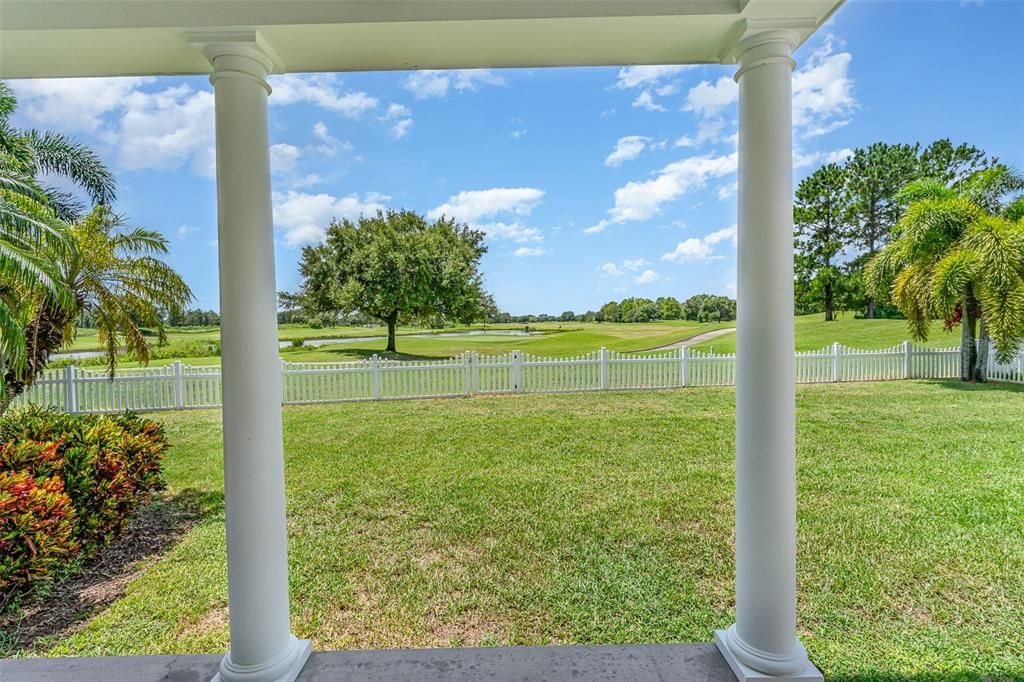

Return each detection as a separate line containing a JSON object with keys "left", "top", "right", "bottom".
{"left": 0, "top": 406, "right": 168, "bottom": 606}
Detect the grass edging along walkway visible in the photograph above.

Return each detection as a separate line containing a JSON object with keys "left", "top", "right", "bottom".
{"left": 11, "top": 381, "right": 1024, "bottom": 681}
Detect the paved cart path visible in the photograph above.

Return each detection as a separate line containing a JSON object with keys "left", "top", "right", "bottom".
{"left": 647, "top": 327, "right": 736, "bottom": 351}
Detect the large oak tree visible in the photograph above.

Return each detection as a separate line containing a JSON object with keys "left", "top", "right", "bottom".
{"left": 295, "top": 210, "right": 492, "bottom": 353}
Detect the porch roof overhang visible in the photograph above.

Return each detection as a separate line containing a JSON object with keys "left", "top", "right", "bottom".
{"left": 0, "top": 0, "right": 843, "bottom": 79}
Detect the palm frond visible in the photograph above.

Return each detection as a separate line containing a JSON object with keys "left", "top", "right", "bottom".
{"left": 896, "top": 178, "right": 955, "bottom": 205}
{"left": 26, "top": 129, "right": 116, "bottom": 205}
{"left": 930, "top": 248, "right": 977, "bottom": 317}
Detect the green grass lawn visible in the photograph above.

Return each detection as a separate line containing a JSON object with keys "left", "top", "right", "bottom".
{"left": 16, "top": 381, "right": 1024, "bottom": 680}
{"left": 73, "top": 320, "right": 732, "bottom": 367}
{"left": 68, "top": 323, "right": 410, "bottom": 352}
{"left": 68, "top": 315, "right": 964, "bottom": 368}
{"left": 689, "top": 313, "right": 959, "bottom": 354}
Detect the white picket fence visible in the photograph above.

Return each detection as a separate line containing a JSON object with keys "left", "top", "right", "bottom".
{"left": 10, "top": 341, "right": 1023, "bottom": 415}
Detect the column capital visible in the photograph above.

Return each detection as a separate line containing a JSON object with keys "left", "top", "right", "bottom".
{"left": 720, "top": 18, "right": 804, "bottom": 80}
{"left": 187, "top": 30, "right": 284, "bottom": 93}
{"left": 732, "top": 28, "right": 798, "bottom": 81}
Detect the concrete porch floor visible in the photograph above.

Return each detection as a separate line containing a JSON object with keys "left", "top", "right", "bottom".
{"left": 3, "top": 642, "right": 739, "bottom": 681}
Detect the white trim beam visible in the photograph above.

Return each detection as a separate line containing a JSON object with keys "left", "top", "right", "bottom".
{"left": 1, "top": 0, "right": 843, "bottom": 78}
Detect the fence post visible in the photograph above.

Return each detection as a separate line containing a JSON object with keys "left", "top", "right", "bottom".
{"left": 680, "top": 346, "right": 689, "bottom": 387}
{"left": 64, "top": 365, "right": 78, "bottom": 414}
{"left": 903, "top": 340, "right": 912, "bottom": 379}
{"left": 599, "top": 347, "right": 609, "bottom": 390}
{"left": 471, "top": 351, "right": 480, "bottom": 395}
{"left": 511, "top": 350, "right": 522, "bottom": 392}
{"left": 832, "top": 342, "right": 842, "bottom": 382}
{"left": 463, "top": 351, "right": 472, "bottom": 397}
{"left": 173, "top": 361, "right": 185, "bottom": 409}
{"left": 371, "top": 355, "right": 382, "bottom": 399}
{"left": 280, "top": 358, "right": 287, "bottom": 405}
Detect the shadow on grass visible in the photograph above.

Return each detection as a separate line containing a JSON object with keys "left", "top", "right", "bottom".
{"left": 0, "top": 488, "right": 222, "bottom": 657}
{"left": 930, "top": 378, "right": 1024, "bottom": 393}
{"left": 283, "top": 346, "right": 446, "bottom": 362}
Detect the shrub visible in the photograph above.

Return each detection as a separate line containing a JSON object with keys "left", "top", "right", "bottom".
{"left": 0, "top": 407, "right": 168, "bottom": 605}
{"left": 0, "top": 472, "right": 78, "bottom": 595}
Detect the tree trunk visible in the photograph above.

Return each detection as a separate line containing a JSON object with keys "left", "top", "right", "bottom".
{"left": 960, "top": 283, "right": 980, "bottom": 382}
{"left": 0, "top": 389, "right": 15, "bottom": 416}
{"left": 2, "top": 301, "right": 76, "bottom": 414}
{"left": 385, "top": 312, "right": 398, "bottom": 353}
{"left": 974, "top": 315, "right": 989, "bottom": 383}
{"left": 824, "top": 280, "right": 834, "bottom": 322}
{"left": 865, "top": 298, "right": 875, "bottom": 320}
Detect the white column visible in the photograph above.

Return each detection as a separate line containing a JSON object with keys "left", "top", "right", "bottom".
{"left": 714, "top": 29, "right": 822, "bottom": 682}
{"left": 190, "top": 32, "right": 311, "bottom": 682}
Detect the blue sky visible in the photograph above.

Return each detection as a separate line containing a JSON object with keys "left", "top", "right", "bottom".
{"left": 9, "top": 0, "right": 1024, "bottom": 316}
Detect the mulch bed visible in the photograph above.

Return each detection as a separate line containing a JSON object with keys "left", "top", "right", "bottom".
{"left": 1, "top": 493, "right": 206, "bottom": 655}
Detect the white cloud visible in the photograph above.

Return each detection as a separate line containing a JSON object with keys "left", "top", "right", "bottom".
{"left": 684, "top": 77, "right": 738, "bottom": 118}
{"left": 118, "top": 84, "right": 216, "bottom": 176}
{"left": 269, "top": 74, "right": 378, "bottom": 118}
{"left": 269, "top": 143, "right": 301, "bottom": 173}
{"left": 513, "top": 246, "right": 546, "bottom": 257}
{"left": 803, "top": 119, "right": 851, "bottom": 139}
{"left": 385, "top": 103, "right": 411, "bottom": 119}
{"left": 632, "top": 90, "right": 666, "bottom": 112}
{"left": 792, "top": 35, "right": 856, "bottom": 138}
{"left": 588, "top": 152, "right": 737, "bottom": 232}
{"left": 661, "top": 225, "right": 736, "bottom": 263}
{"left": 273, "top": 190, "right": 390, "bottom": 246}
{"left": 429, "top": 187, "right": 544, "bottom": 223}
{"left": 311, "top": 121, "right": 353, "bottom": 156}
{"left": 717, "top": 183, "right": 736, "bottom": 201}
{"left": 510, "top": 128, "right": 527, "bottom": 139}
{"left": 634, "top": 269, "right": 661, "bottom": 284}
{"left": 429, "top": 187, "right": 546, "bottom": 245}
{"left": 662, "top": 238, "right": 714, "bottom": 262}
{"left": 380, "top": 103, "right": 414, "bottom": 139}
{"left": 474, "top": 222, "right": 542, "bottom": 243}
{"left": 12, "top": 77, "right": 154, "bottom": 133}
{"left": 176, "top": 224, "right": 197, "bottom": 239}
{"left": 825, "top": 147, "right": 854, "bottom": 164}
{"left": 614, "top": 65, "right": 691, "bottom": 90}
{"left": 794, "top": 146, "right": 855, "bottom": 169}
{"left": 388, "top": 118, "right": 414, "bottom": 139}
{"left": 705, "top": 225, "right": 737, "bottom": 245}
{"left": 291, "top": 174, "right": 324, "bottom": 189}
{"left": 614, "top": 65, "right": 695, "bottom": 113}
{"left": 623, "top": 258, "right": 651, "bottom": 271}
{"left": 675, "top": 118, "right": 727, "bottom": 148}
{"left": 605, "top": 136, "right": 650, "bottom": 167}
{"left": 599, "top": 262, "right": 624, "bottom": 277}
{"left": 402, "top": 69, "right": 505, "bottom": 99}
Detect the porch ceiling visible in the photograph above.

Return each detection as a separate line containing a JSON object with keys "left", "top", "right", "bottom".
{"left": 0, "top": 0, "right": 843, "bottom": 79}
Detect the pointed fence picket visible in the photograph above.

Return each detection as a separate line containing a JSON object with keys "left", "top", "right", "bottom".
{"left": 9, "top": 341, "right": 1016, "bottom": 414}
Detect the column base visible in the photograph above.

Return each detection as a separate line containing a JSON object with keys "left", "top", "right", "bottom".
{"left": 715, "top": 628, "right": 822, "bottom": 682}
{"left": 212, "top": 636, "right": 312, "bottom": 682}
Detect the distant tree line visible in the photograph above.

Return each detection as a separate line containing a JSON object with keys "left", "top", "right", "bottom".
{"left": 487, "top": 293, "right": 736, "bottom": 325}
{"left": 167, "top": 308, "right": 221, "bottom": 327}
{"left": 795, "top": 139, "right": 999, "bottom": 320}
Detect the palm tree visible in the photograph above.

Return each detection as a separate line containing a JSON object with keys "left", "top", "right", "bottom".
{"left": 2, "top": 206, "right": 194, "bottom": 411}
{"left": 0, "top": 85, "right": 78, "bottom": 377}
{"left": 0, "top": 82, "right": 116, "bottom": 219}
{"left": 865, "top": 167, "right": 1024, "bottom": 381}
